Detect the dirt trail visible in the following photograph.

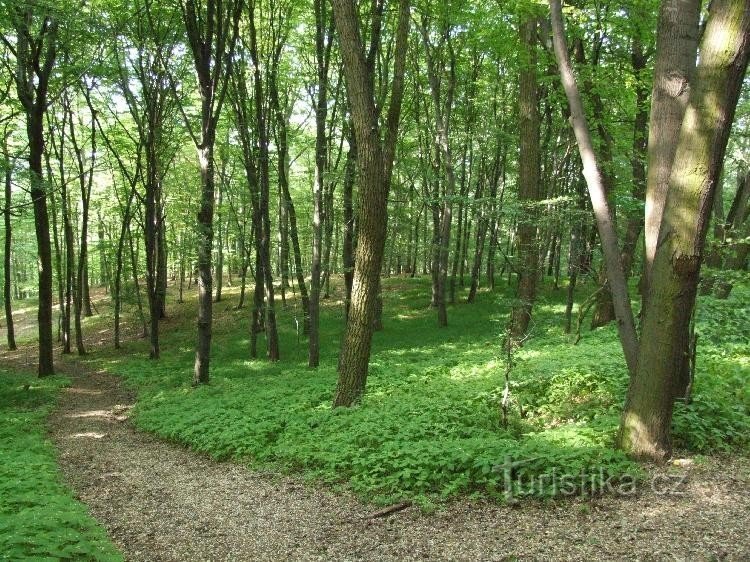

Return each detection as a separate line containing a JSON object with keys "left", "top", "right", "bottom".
{"left": 35, "top": 359, "right": 750, "bottom": 561}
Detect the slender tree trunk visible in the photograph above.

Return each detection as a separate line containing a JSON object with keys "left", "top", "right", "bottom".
{"left": 621, "top": 33, "right": 650, "bottom": 278}
{"left": 127, "top": 223, "right": 148, "bottom": 338}
{"left": 342, "top": 121, "right": 356, "bottom": 319}
{"left": 194, "top": 141, "right": 216, "bottom": 381}
{"left": 2, "top": 140, "right": 16, "bottom": 350}
{"left": 46, "top": 156, "right": 64, "bottom": 345}
{"left": 511, "top": 17, "right": 542, "bottom": 341}
{"left": 183, "top": 0, "right": 243, "bottom": 383}
{"left": 70, "top": 95, "right": 95, "bottom": 355}
{"left": 309, "top": 0, "right": 332, "bottom": 367}
{"left": 249, "top": 9, "right": 280, "bottom": 362}
{"left": 113, "top": 184, "right": 137, "bottom": 350}
{"left": 60, "top": 161, "right": 75, "bottom": 356}
{"left": 421, "top": 21, "right": 457, "bottom": 328}
{"left": 215, "top": 171, "right": 225, "bottom": 303}
{"left": 549, "top": 0, "right": 639, "bottom": 375}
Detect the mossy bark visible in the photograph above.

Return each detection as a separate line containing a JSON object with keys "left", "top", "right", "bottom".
{"left": 619, "top": 0, "right": 750, "bottom": 461}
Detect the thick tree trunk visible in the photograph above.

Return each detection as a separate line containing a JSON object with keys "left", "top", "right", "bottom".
{"left": 12, "top": 9, "right": 59, "bottom": 377}
{"left": 29, "top": 113, "right": 55, "bottom": 376}
{"left": 332, "top": 0, "right": 410, "bottom": 406}
{"left": 619, "top": 0, "right": 750, "bottom": 461}
{"left": 642, "top": 0, "right": 701, "bottom": 292}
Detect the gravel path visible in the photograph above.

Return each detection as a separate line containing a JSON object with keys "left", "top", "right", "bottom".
{"left": 45, "top": 361, "right": 750, "bottom": 561}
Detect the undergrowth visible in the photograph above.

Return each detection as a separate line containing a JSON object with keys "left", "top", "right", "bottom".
{"left": 85, "top": 276, "right": 749, "bottom": 507}
{"left": 0, "top": 369, "right": 122, "bottom": 561}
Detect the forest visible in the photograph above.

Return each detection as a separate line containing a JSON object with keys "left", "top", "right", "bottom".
{"left": 0, "top": 0, "right": 748, "bottom": 559}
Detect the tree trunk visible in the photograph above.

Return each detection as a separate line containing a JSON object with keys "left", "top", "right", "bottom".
{"left": 2, "top": 138, "right": 16, "bottom": 350}
{"left": 621, "top": 33, "right": 650, "bottom": 278}
{"left": 510, "top": 17, "right": 542, "bottom": 341}
{"left": 642, "top": 0, "right": 701, "bottom": 292}
{"left": 194, "top": 143, "right": 215, "bottom": 383}
{"left": 71, "top": 93, "right": 96, "bottom": 356}
{"left": 342, "top": 120, "right": 356, "bottom": 319}
{"left": 215, "top": 171, "right": 225, "bottom": 303}
{"left": 113, "top": 187, "right": 136, "bottom": 350}
{"left": 420, "top": 19, "right": 457, "bottom": 328}
{"left": 619, "top": 0, "right": 750, "bottom": 461}
{"left": 331, "top": 0, "right": 410, "bottom": 406}
{"left": 249, "top": 8, "right": 280, "bottom": 362}
{"left": 309, "top": 0, "right": 332, "bottom": 368}
{"left": 183, "top": 0, "right": 242, "bottom": 383}
{"left": 549, "top": 0, "right": 639, "bottom": 375}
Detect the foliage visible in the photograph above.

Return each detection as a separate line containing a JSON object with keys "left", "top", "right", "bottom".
{"left": 0, "top": 370, "right": 122, "bottom": 561}
{"left": 83, "top": 277, "right": 747, "bottom": 506}
{"left": 671, "top": 284, "right": 750, "bottom": 452}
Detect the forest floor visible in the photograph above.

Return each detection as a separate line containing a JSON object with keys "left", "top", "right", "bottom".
{"left": 2, "top": 279, "right": 750, "bottom": 560}
{"left": 35, "top": 357, "right": 750, "bottom": 561}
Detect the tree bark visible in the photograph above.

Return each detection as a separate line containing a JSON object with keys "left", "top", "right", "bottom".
{"left": 420, "top": 19, "right": 457, "bottom": 328}
{"left": 642, "top": 0, "right": 701, "bottom": 292}
{"left": 510, "top": 16, "right": 542, "bottom": 341}
{"left": 9, "top": 8, "right": 59, "bottom": 376}
{"left": 619, "top": 0, "right": 750, "bottom": 461}
{"left": 549, "top": 0, "right": 639, "bottom": 375}
{"left": 332, "top": 0, "right": 410, "bottom": 406}
{"left": 180, "top": 0, "right": 243, "bottom": 384}
{"left": 248, "top": 1, "right": 280, "bottom": 361}
{"left": 342, "top": 120, "right": 356, "bottom": 319}
{"left": 2, "top": 135, "right": 16, "bottom": 350}
{"left": 309, "top": 0, "right": 333, "bottom": 368}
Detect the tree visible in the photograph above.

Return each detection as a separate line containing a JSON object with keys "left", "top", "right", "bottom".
{"left": 309, "top": 0, "right": 335, "bottom": 367}
{"left": 550, "top": 0, "right": 750, "bottom": 461}
{"left": 179, "top": 0, "right": 244, "bottom": 384}
{"left": 548, "top": 0, "right": 639, "bottom": 376}
{"left": 619, "top": 0, "right": 750, "bottom": 460}
{"left": 1, "top": 120, "right": 16, "bottom": 351}
{"left": 510, "top": 14, "right": 542, "bottom": 341}
{"left": 1, "top": 4, "right": 59, "bottom": 376}
{"left": 331, "top": 0, "right": 410, "bottom": 407}
{"left": 420, "top": 13, "right": 457, "bottom": 328}
{"left": 642, "top": 0, "right": 701, "bottom": 294}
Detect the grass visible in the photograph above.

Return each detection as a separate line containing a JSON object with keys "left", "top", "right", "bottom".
{"left": 78, "top": 275, "right": 749, "bottom": 506}
{"left": 0, "top": 369, "right": 122, "bottom": 561}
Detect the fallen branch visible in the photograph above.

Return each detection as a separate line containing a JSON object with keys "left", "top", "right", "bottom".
{"left": 364, "top": 501, "right": 412, "bottom": 519}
